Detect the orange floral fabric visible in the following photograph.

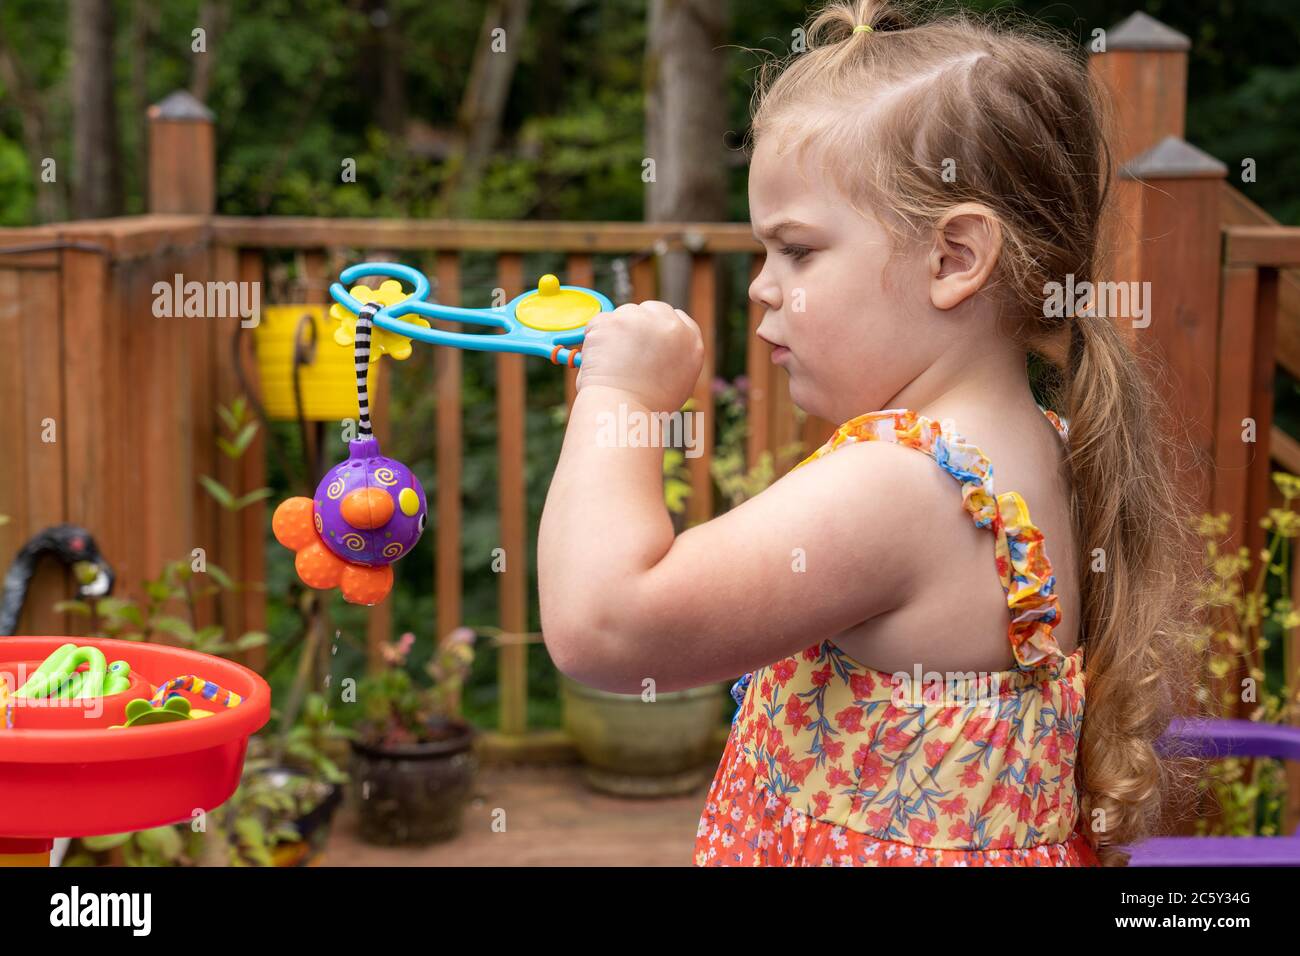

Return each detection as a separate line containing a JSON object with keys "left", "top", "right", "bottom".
{"left": 694, "top": 406, "right": 1099, "bottom": 867}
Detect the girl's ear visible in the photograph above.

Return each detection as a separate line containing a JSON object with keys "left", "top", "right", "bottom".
{"left": 927, "top": 203, "right": 1002, "bottom": 311}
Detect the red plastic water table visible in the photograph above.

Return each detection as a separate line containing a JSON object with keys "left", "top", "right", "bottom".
{"left": 0, "top": 636, "right": 270, "bottom": 866}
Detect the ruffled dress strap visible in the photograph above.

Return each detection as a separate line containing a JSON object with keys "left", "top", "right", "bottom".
{"left": 786, "top": 404, "right": 1069, "bottom": 670}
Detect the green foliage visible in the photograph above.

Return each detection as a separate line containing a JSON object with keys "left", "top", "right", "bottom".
{"left": 356, "top": 627, "right": 476, "bottom": 746}
{"left": 710, "top": 377, "right": 805, "bottom": 510}
{"left": 56, "top": 556, "right": 265, "bottom": 656}
{"left": 202, "top": 397, "right": 272, "bottom": 511}
{"left": 0, "top": 135, "right": 34, "bottom": 225}
{"left": 64, "top": 825, "right": 202, "bottom": 868}
{"left": 663, "top": 447, "right": 692, "bottom": 516}
{"left": 280, "top": 692, "right": 351, "bottom": 786}
{"left": 1, "top": 0, "right": 1298, "bottom": 226}
{"left": 1191, "top": 472, "right": 1300, "bottom": 836}
{"left": 62, "top": 750, "right": 342, "bottom": 867}
{"left": 1187, "top": 65, "right": 1300, "bottom": 223}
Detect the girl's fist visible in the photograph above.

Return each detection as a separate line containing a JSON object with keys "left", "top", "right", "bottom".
{"left": 576, "top": 301, "right": 703, "bottom": 413}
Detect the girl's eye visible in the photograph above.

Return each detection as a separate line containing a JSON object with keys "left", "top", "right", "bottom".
{"left": 780, "top": 245, "right": 812, "bottom": 262}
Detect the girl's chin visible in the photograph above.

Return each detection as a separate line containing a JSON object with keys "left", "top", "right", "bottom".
{"left": 785, "top": 378, "right": 829, "bottom": 422}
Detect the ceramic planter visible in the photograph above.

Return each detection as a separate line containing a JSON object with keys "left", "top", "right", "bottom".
{"left": 348, "top": 720, "right": 477, "bottom": 845}
{"left": 560, "top": 674, "right": 725, "bottom": 796}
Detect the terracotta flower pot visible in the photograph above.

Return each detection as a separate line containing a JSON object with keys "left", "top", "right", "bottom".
{"left": 348, "top": 719, "right": 477, "bottom": 846}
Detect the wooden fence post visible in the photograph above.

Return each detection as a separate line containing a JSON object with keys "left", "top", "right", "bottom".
{"left": 1121, "top": 138, "right": 1228, "bottom": 518}
{"left": 1089, "top": 13, "right": 1191, "bottom": 317}
{"left": 148, "top": 91, "right": 215, "bottom": 214}
{"left": 0, "top": 242, "right": 70, "bottom": 635}
{"left": 152, "top": 91, "right": 270, "bottom": 669}
{"left": 1089, "top": 12, "right": 1190, "bottom": 163}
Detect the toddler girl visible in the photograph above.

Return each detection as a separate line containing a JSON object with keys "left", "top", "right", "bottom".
{"left": 539, "top": 0, "right": 1201, "bottom": 866}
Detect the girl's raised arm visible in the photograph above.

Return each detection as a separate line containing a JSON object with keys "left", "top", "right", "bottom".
{"left": 539, "top": 383, "right": 925, "bottom": 693}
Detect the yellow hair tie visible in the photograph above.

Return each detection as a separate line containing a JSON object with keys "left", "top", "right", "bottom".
{"left": 853, "top": 24, "right": 873, "bottom": 34}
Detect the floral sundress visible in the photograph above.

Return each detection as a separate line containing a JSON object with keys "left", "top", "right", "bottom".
{"left": 694, "top": 405, "right": 1100, "bottom": 866}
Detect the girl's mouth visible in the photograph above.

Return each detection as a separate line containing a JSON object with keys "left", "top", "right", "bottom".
{"left": 771, "top": 345, "right": 790, "bottom": 363}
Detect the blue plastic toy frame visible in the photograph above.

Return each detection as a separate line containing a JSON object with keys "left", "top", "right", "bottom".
{"left": 328, "top": 262, "right": 615, "bottom": 367}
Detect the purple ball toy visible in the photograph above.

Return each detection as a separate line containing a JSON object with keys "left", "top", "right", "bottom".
{"left": 314, "top": 437, "right": 427, "bottom": 567}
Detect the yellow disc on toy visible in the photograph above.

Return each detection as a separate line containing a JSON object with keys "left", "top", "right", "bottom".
{"left": 515, "top": 274, "right": 602, "bottom": 331}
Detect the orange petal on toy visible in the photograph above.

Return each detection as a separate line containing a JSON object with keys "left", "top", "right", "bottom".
{"left": 295, "top": 540, "right": 346, "bottom": 589}
{"left": 339, "top": 563, "right": 393, "bottom": 606}
{"left": 273, "top": 497, "right": 319, "bottom": 551}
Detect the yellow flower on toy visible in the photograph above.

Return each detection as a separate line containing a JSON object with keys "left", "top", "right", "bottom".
{"left": 330, "top": 279, "right": 430, "bottom": 363}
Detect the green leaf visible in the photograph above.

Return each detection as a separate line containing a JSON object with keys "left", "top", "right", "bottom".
{"left": 135, "top": 825, "right": 183, "bottom": 859}
{"left": 229, "top": 421, "right": 260, "bottom": 457}
{"left": 81, "top": 832, "right": 132, "bottom": 851}
{"left": 234, "top": 815, "right": 266, "bottom": 844}
{"left": 144, "top": 579, "right": 174, "bottom": 603}
{"left": 236, "top": 631, "right": 269, "bottom": 649}
{"left": 217, "top": 403, "right": 240, "bottom": 434}
{"left": 205, "top": 563, "right": 234, "bottom": 590}
{"left": 318, "top": 757, "right": 347, "bottom": 785}
{"left": 54, "top": 600, "right": 92, "bottom": 617}
{"left": 664, "top": 478, "right": 692, "bottom": 515}
{"left": 234, "top": 487, "right": 274, "bottom": 510}
{"left": 197, "top": 625, "right": 226, "bottom": 645}
{"left": 271, "top": 824, "right": 303, "bottom": 844}
{"left": 199, "top": 475, "right": 237, "bottom": 510}
{"left": 154, "top": 616, "right": 196, "bottom": 642}
{"left": 99, "top": 598, "right": 144, "bottom": 627}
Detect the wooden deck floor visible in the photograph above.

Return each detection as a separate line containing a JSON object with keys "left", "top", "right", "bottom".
{"left": 322, "top": 761, "right": 710, "bottom": 866}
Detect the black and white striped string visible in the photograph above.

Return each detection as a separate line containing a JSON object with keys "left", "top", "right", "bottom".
{"left": 354, "top": 301, "right": 381, "bottom": 439}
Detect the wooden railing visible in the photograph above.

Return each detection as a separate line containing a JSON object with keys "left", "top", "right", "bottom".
{"left": 1215, "top": 221, "right": 1300, "bottom": 832}
{"left": 1217, "top": 225, "right": 1300, "bottom": 555}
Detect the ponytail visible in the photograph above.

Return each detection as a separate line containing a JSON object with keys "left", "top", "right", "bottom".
{"left": 1061, "top": 308, "right": 1208, "bottom": 864}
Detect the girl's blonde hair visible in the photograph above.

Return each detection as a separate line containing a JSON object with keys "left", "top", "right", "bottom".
{"left": 752, "top": 0, "right": 1207, "bottom": 864}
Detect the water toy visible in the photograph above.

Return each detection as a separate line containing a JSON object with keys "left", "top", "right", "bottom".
{"left": 13, "top": 643, "right": 131, "bottom": 700}
{"left": 106, "top": 673, "right": 241, "bottom": 728}
{"left": 273, "top": 289, "right": 428, "bottom": 606}
{"left": 149, "top": 674, "right": 242, "bottom": 709}
{"left": 1, "top": 524, "right": 115, "bottom": 635}
{"left": 328, "top": 262, "right": 614, "bottom": 368}
{"left": 113, "top": 696, "right": 194, "bottom": 727}
{"left": 273, "top": 262, "right": 613, "bottom": 607}
{"left": 0, "top": 636, "right": 269, "bottom": 865}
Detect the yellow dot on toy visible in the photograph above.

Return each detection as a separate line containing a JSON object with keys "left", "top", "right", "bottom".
{"left": 516, "top": 274, "right": 602, "bottom": 332}
{"left": 399, "top": 487, "right": 420, "bottom": 516}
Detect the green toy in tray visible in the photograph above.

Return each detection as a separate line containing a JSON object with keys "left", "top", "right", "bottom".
{"left": 13, "top": 643, "right": 131, "bottom": 700}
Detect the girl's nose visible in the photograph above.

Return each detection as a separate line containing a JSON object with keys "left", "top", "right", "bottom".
{"left": 341, "top": 487, "right": 395, "bottom": 529}
{"left": 748, "top": 261, "right": 781, "bottom": 313}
